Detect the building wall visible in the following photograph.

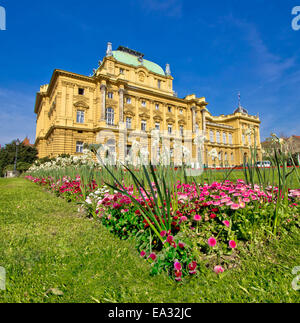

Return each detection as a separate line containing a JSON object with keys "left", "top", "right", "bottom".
{"left": 34, "top": 50, "right": 261, "bottom": 166}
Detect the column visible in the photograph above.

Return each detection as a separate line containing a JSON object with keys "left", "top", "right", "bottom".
{"left": 192, "top": 106, "right": 196, "bottom": 133}
{"left": 119, "top": 87, "right": 124, "bottom": 123}
{"left": 202, "top": 109, "right": 206, "bottom": 134}
{"left": 100, "top": 84, "right": 106, "bottom": 121}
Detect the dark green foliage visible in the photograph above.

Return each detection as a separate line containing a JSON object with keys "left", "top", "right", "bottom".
{"left": 0, "top": 141, "right": 38, "bottom": 176}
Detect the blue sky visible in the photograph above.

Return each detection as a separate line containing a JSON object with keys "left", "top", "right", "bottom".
{"left": 0, "top": 0, "right": 300, "bottom": 146}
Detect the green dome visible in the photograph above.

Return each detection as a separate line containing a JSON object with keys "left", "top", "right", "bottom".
{"left": 112, "top": 50, "right": 165, "bottom": 76}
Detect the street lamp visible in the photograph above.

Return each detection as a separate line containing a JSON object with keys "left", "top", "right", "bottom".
{"left": 14, "top": 139, "right": 20, "bottom": 173}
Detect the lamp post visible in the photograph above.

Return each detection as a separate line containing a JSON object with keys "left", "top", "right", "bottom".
{"left": 14, "top": 139, "right": 20, "bottom": 173}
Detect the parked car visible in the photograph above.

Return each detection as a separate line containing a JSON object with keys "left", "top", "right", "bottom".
{"left": 256, "top": 161, "right": 271, "bottom": 168}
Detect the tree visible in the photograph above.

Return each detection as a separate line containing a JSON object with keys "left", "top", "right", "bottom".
{"left": 0, "top": 140, "right": 38, "bottom": 177}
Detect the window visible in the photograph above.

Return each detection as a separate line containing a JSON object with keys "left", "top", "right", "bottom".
{"left": 180, "top": 125, "right": 184, "bottom": 136}
{"left": 155, "top": 123, "right": 160, "bottom": 130}
{"left": 141, "top": 101, "right": 146, "bottom": 107}
{"left": 158, "top": 80, "right": 161, "bottom": 89}
{"left": 168, "top": 107, "right": 172, "bottom": 113}
{"left": 155, "top": 104, "right": 159, "bottom": 110}
{"left": 126, "top": 97, "right": 132, "bottom": 104}
{"left": 225, "top": 152, "right": 228, "bottom": 161}
{"left": 168, "top": 124, "right": 172, "bottom": 134}
{"left": 108, "top": 92, "right": 113, "bottom": 99}
{"left": 195, "top": 124, "right": 199, "bottom": 134}
{"left": 219, "top": 152, "right": 222, "bottom": 161}
{"left": 78, "top": 88, "right": 84, "bottom": 95}
{"left": 126, "top": 145, "right": 131, "bottom": 156}
{"left": 126, "top": 117, "right": 132, "bottom": 129}
{"left": 210, "top": 130, "right": 214, "bottom": 143}
{"left": 248, "top": 135, "right": 251, "bottom": 145}
{"left": 229, "top": 134, "right": 233, "bottom": 145}
{"left": 141, "top": 120, "right": 147, "bottom": 131}
{"left": 223, "top": 132, "right": 227, "bottom": 144}
{"left": 216, "top": 131, "right": 221, "bottom": 144}
{"left": 242, "top": 134, "right": 246, "bottom": 145}
{"left": 76, "top": 110, "right": 85, "bottom": 124}
{"left": 179, "top": 109, "right": 183, "bottom": 115}
{"left": 170, "top": 148, "right": 174, "bottom": 157}
{"left": 76, "top": 141, "right": 84, "bottom": 153}
{"left": 106, "top": 107, "right": 114, "bottom": 125}
{"left": 231, "top": 153, "right": 234, "bottom": 162}
{"left": 120, "top": 68, "right": 124, "bottom": 74}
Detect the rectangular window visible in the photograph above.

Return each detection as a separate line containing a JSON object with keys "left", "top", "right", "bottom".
{"left": 155, "top": 104, "right": 159, "bottom": 110}
{"left": 168, "top": 125, "right": 172, "bottom": 134}
{"left": 120, "top": 68, "right": 124, "bottom": 74}
{"left": 78, "top": 88, "right": 84, "bottom": 95}
{"left": 229, "top": 134, "right": 233, "bottom": 145}
{"left": 108, "top": 92, "right": 113, "bottom": 99}
{"left": 126, "top": 117, "right": 132, "bottom": 129}
{"left": 76, "top": 110, "right": 85, "bottom": 124}
{"left": 223, "top": 133, "right": 227, "bottom": 144}
{"left": 126, "top": 97, "right": 131, "bottom": 104}
{"left": 168, "top": 107, "right": 172, "bottom": 113}
{"left": 242, "top": 134, "right": 246, "bottom": 145}
{"left": 141, "top": 120, "right": 147, "bottom": 131}
{"left": 180, "top": 125, "right": 184, "bottom": 136}
{"left": 76, "top": 141, "right": 84, "bottom": 153}
{"left": 158, "top": 80, "right": 161, "bottom": 89}
{"left": 106, "top": 108, "right": 114, "bottom": 125}
{"left": 141, "top": 101, "right": 146, "bottom": 107}
{"left": 155, "top": 123, "right": 160, "bottom": 130}
{"left": 210, "top": 130, "right": 214, "bottom": 143}
{"left": 216, "top": 132, "right": 221, "bottom": 144}
{"left": 179, "top": 109, "right": 183, "bottom": 115}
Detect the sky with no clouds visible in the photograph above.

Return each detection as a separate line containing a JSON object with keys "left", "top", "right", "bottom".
{"left": 0, "top": 0, "right": 300, "bottom": 146}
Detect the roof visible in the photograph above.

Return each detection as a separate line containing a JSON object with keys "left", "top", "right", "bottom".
{"left": 112, "top": 50, "right": 165, "bottom": 76}
{"left": 234, "top": 106, "right": 248, "bottom": 114}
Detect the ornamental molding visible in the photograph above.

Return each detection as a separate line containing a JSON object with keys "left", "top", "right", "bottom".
{"left": 74, "top": 100, "right": 89, "bottom": 109}
{"left": 139, "top": 112, "right": 150, "bottom": 119}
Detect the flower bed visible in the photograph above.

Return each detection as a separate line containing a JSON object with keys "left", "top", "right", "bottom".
{"left": 25, "top": 174, "right": 300, "bottom": 282}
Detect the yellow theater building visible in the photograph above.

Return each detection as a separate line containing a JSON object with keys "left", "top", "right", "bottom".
{"left": 34, "top": 42, "right": 262, "bottom": 167}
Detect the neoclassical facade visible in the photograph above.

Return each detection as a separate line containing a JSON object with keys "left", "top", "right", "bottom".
{"left": 34, "top": 43, "right": 262, "bottom": 166}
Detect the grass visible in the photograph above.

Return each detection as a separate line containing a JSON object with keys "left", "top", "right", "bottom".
{"left": 0, "top": 178, "right": 299, "bottom": 303}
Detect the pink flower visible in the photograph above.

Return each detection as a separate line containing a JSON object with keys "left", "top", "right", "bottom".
{"left": 189, "top": 261, "right": 197, "bottom": 274}
{"left": 180, "top": 216, "right": 188, "bottom": 222}
{"left": 166, "top": 235, "right": 174, "bottom": 244}
{"left": 149, "top": 253, "right": 157, "bottom": 261}
{"left": 210, "top": 213, "right": 217, "bottom": 219}
{"left": 229, "top": 240, "right": 237, "bottom": 249}
{"left": 175, "top": 271, "right": 182, "bottom": 281}
{"left": 174, "top": 262, "right": 182, "bottom": 271}
{"left": 230, "top": 204, "right": 240, "bottom": 210}
{"left": 140, "top": 251, "right": 146, "bottom": 258}
{"left": 208, "top": 237, "right": 217, "bottom": 247}
{"left": 160, "top": 231, "right": 167, "bottom": 237}
{"left": 223, "top": 220, "right": 230, "bottom": 228}
{"left": 194, "top": 214, "right": 202, "bottom": 221}
{"left": 214, "top": 266, "right": 225, "bottom": 274}
{"left": 178, "top": 242, "right": 185, "bottom": 249}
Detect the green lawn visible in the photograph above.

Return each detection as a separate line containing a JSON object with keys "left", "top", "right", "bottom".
{"left": 0, "top": 178, "right": 299, "bottom": 303}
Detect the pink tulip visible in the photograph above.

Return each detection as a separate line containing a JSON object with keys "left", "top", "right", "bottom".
{"left": 229, "top": 240, "right": 237, "bottom": 249}
{"left": 214, "top": 266, "right": 225, "bottom": 274}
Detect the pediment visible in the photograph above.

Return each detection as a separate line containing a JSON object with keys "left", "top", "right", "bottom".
{"left": 166, "top": 117, "right": 175, "bottom": 124}
{"left": 139, "top": 112, "right": 150, "bottom": 119}
{"left": 74, "top": 101, "right": 89, "bottom": 109}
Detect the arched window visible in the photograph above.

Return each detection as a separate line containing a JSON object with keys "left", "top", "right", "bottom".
{"left": 106, "top": 107, "right": 114, "bottom": 125}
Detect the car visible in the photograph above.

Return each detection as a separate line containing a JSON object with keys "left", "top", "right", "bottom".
{"left": 256, "top": 161, "right": 271, "bottom": 168}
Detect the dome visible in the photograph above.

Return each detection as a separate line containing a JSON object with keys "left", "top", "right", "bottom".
{"left": 112, "top": 50, "right": 165, "bottom": 76}
{"left": 234, "top": 106, "right": 248, "bottom": 114}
